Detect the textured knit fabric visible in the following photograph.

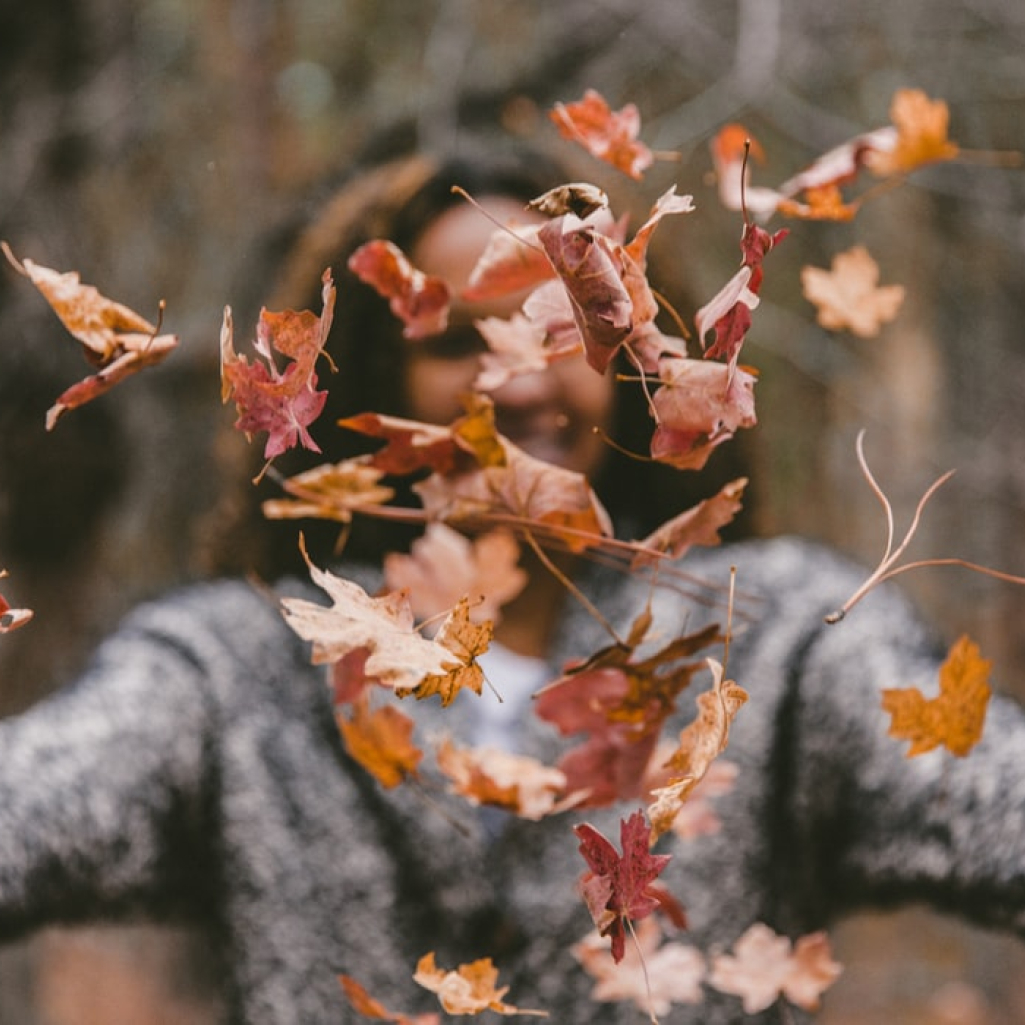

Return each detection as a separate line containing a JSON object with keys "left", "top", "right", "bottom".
{"left": 2, "top": 536, "right": 1024, "bottom": 1024}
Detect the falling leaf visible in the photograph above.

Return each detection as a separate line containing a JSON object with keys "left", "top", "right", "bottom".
{"left": 550, "top": 89, "right": 654, "bottom": 179}
{"left": 574, "top": 810, "right": 673, "bottom": 963}
{"left": 348, "top": 239, "right": 451, "bottom": 339}
{"left": 384, "top": 523, "right": 527, "bottom": 625}
{"left": 435, "top": 739, "right": 568, "bottom": 819}
{"left": 573, "top": 917, "right": 705, "bottom": 1015}
{"left": 800, "top": 245, "right": 905, "bottom": 337}
{"left": 337, "top": 700, "right": 423, "bottom": 788}
{"left": 339, "top": 973, "right": 440, "bottom": 1025}
{"left": 462, "top": 222, "right": 555, "bottom": 302}
{"left": 0, "top": 571, "right": 33, "bottom": 634}
{"left": 280, "top": 544, "right": 460, "bottom": 693}
{"left": 2, "top": 242, "right": 179, "bottom": 429}
{"left": 881, "top": 634, "right": 992, "bottom": 757}
{"left": 220, "top": 269, "right": 335, "bottom": 459}
{"left": 527, "top": 182, "right": 610, "bottom": 220}
{"left": 647, "top": 659, "right": 748, "bottom": 841}
{"left": 708, "top": 924, "right": 842, "bottom": 1014}
{"left": 865, "top": 88, "right": 960, "bottom": 177}
{"left": 413, "top": 953, "right": 547, "bottom": 1017}
{"left": 401, "top": 597, "right": 493, "bottom": 706}
{"left": 262, "top": 456, "right": 395, "bottom": 523}
{"left": 632, "top": 478, "right": 748, "bottom": 568}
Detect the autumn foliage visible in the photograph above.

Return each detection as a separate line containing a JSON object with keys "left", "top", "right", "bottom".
{"left": 4, "top": 84, "right": 1020, "bottom": 1021}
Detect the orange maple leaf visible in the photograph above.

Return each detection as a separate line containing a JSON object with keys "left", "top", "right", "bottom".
{"left": 413, "top": 953, "right": 547, "bottom": 1017}
{"left": 399, "top": 596, "right": 493, "bottom": 706}
{"left": 2, "top": 242, "right": 179, "bottom": 429}
{"left": 550, "top": 89, "right": 654, "bottom": 180}
{"left": 881, "top": 634, "right": 992, "bottom": 757}
{"left": 337, "top": 700, "right": 423, "bottom": 789}
{"left": 800, "top": 245, "right": 905, "bottom": 338}
{"left": 865, "top": 87, "right": 960, "bottom": 177}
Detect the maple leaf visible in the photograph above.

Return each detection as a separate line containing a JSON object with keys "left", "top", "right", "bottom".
{"left": 574, "top": 810, "right": 672, "bottom": 963}
{"left": 462, "top": 221, "right": 555, "bottom": 302}
{"left": 413, "top": 953, "right": 547, "bottom": 1017}
{"left": 435, "top": 739, "right": 568, "bottom": 820}
{"left": 632, "top": 478, "right": 747, "bottom": 568}
{"left": 348, "top": 239, "right": 451, "bottom": 339}
{"left": 401, "top": 597, "right": 492, "bottom": 706}
{"left": 573, "top": 917, "right": 705, "bottom": 1015}
{"left": 337, "top": 700, "right": 423, "bottom": 789}
{"left": 708, "top": 924, "right": 842, "bottom": 1014}
{"left": 801, "top": 245, "right": 905, "bottom": 337}
{"left": 526, "top": 182, "right": 610, "bottom": 219}
{"left": 262, "top": 455, "right": 395, "bottom": 523}
{"left": 881, "top": 634, "right": 992, "bottom": 757}
{"left": 383, "top": 523, "right": 527, "bottom": 625}
{"left": 280, "top": 545, "right": 460, "bottom": 693}
{"left": 220, "top": 269, "right": 335, "bottom": 459}
{"left": 865, "top": 87, "right": 960, "bottom": 177}
{"left": 0, "top": 571, "right": 33, "bottom": 634}
{"left": 413, "top": 433, "right": 613, "bottom": 552}
{"left": 697, "top": 221, "right": 787, "bottom": 373}
{"left": 2, "top": 242, "right": 179, "bottom": 430}
{"left": 339, "top": 973, "right": 440, "bottom": 1025}
{"left": 550, "top": 89, "right": 654, "bottom": 179}
{"left": 536, "top": 215, "right": 636, "bottom": 373}
{"left": 649, "top": 358, "right": 757, "bottom": 471}
{"left": 472, "top": 313, "right": 552, "bottom": 393}
{"left": 647, "top": 658, "right": 748, "bottom": 841}
{"left": 536, "top": 617, "right": 720, "bottom": 806}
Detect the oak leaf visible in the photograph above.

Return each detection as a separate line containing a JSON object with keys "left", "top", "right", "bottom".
{"left": 573, "top": 917, "right": 705, "bottom": 1015}
{"left": 339, "top": 973, "right": 440, "bottom": 1025}
{"left": 647, "top": 659, "right": 748, "bottom": 841}
{"left": 801, "top": 245, "right": 905, "bottom": 337}
{"left": 220, "top": 270, "right": 335, "bottom": 459}
{"left": 574, "top": 810, "right": 673, "bottom": 963}
{"left": 413, "top": 953, "right": 546, "bottom": 1017}
{"left": 348, "top": 239, "right": 450, "bottom": 339}
{"left": 550, "top": 89, "right": 654, "bottom": 179}
{"left": 707, "top": 924, "right": 842, "bottom": 1014}
{"left": 435, "top": 738, "right": 568, "bottom": 820}
{"left": 337, "top": 700, "right": 423, "bottom": 789}
{"left": 383, "top": 523, "right": 527, "bottom": 625}
{"left": 2, "top": 242, "right": 179, "bottom": 430}
{"left": 881, "top": 634, "right": 991, "bottom": 757}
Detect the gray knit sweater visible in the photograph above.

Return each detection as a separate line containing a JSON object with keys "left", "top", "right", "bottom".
{"left": 1, "top": 536, "right": 1023, "bottom": 1024}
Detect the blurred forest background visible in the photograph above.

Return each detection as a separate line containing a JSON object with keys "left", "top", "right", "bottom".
{"left": 1, "top": 0, "right": 1024, "bottom": 1022}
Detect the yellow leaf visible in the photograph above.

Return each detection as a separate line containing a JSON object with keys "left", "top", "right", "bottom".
{"left": 881, "top": 635, "right": 992, "bottom": 757}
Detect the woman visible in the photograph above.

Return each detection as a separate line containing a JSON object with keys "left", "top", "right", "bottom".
{"left": 2, "top": 129, "right": 1024, "bottom": 1025}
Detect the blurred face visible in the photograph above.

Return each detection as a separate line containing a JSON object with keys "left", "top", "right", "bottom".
{"left": 405, "top": 198, "right": 615, "bottom": 478}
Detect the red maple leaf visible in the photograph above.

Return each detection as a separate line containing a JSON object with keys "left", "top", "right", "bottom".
{"left": 550, "top": 89, "right": 654, "bottom": 180}
{"left": 348, "top": 239, "right": 450, "bottom": 339}
{"left": 574, "top": 811, "right": 672, "bottom": 963}
{"left": 220, "top": 269, "right": 335, "bottom": 460}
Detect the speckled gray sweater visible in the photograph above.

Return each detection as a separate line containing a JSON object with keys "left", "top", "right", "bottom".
{"left": 1, "top": 536, "right": 1024, "bottom": 1024}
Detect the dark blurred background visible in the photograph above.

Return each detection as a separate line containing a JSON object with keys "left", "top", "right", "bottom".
{"left": 1, "top": 1, "right": 1024, "bottom": 1022}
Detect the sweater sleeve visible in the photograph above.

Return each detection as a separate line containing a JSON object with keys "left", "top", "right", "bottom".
{"left": 770, "top": 550, "right": 1025, "bottom": 936}
{"left": 0, "top": 579, "right": 281, "bottom": 937}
